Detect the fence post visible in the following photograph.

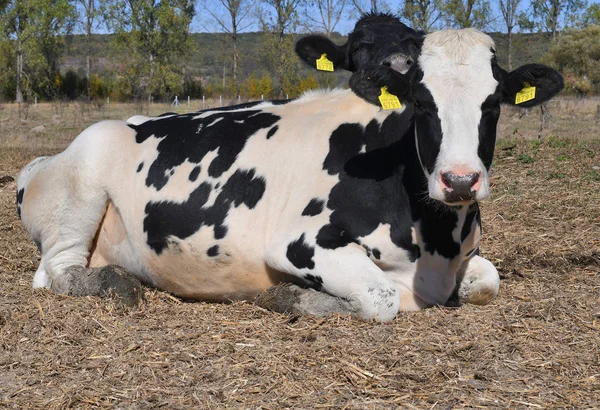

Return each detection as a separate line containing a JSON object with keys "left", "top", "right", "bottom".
{"left": 202, "top": 95, "right": 205, "bottom": 109}
{"left": 107, "top": 97, "right": 110, "bottom": 109}
{"left": 286, "top": 94, "right": 288, "bottom": 99}
{"left": 219, "top": 95, "right": 222, "bottom": 107}
{"left": 261, "top": 95, "right": 264, "bottom": 101}
{"left": 34, "top": 96, "right": 37, "bottom": 107}
{"left": 187, "top": 96, "right": 190, "bottom": 108}
{"left": 238, "top": 95, "right": 241, "bottom": 103}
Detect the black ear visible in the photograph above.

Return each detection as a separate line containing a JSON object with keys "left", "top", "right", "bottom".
{"left": 295, "top": 35, "right": 348, "bottom": 71}
{"left": 349, "top": 66, "right": 412, "bottom": 108}
{"left": 502, "top": 64, "right": 564, "bottom": 107}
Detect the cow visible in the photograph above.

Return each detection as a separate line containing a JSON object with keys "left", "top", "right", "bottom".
{"left": 16, "top": 28, "right": 563, "bottom": 322}
{"left": 295, "top": 12, "right": 423, "bottom": 75}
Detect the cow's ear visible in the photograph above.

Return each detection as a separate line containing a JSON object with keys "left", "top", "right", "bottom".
{"left": 295, "top": 35, "right": 348, "bottom": 71}
{"left": 502, "top": 64, "right": 564, "bottom": 107}
{"left": 349, "top": 66, "right": 412, "bottom": 107}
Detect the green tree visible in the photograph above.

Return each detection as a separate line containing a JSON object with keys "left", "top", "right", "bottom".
{"left": 519, "top": 0, "right": 586, "bottom": 41}
{"left": 442, "top": 0, "right": 493, "bottom": 29}
{"left": 104, "top": 0, "right": 195, "bottom": 104}
{"left": 499, "top": 0, "right": 522, "bottom": 70}
{"left": 0, "top": 0, "right": 75, "bottom": 102}
{"left": 582, "top": 3, "right": 600, "bottom": 26}
{"left": 401, "top": 0, "right": 444, "bottom": 32}
{"left": 260, "top": 0, "right": 302, "bottom": 97}
{"left": 544, "top": 25, "right": 600, "bottom": 94}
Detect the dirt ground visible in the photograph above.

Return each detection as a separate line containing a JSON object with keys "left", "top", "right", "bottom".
{"left": 0, "top": 100, "right": 599, "bottom": 409}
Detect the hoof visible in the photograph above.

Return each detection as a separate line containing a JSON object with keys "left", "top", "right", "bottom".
{"left": 255, "top": 283, "right": 355, "bottom": 318}
{"left": 51, "top": 265, "right": 144, "bottom": 307}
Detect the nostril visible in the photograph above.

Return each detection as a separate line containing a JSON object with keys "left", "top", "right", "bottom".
{"left": 441, "top": 172, "right": 452, "bottom": 189}
{"left": 406, "top": 59, "right": 412, "bottom": 65}
{"left": 469, "top": 172, "right": 480, "bottom": 187}
{"left": 382, "top": 60, "right": 391, "bottom": 67}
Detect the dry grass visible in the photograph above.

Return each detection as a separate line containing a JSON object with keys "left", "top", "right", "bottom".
{"left": 1, "top": 99, "right": 599, "bottom": 409}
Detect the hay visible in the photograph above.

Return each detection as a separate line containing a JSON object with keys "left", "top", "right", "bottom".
{"left": 1, "top": 105, "right": 599, "bottom": 408}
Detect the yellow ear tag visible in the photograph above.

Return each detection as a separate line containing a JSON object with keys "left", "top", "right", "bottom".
{"left": 378, "top": 86, "right": 402, "bottom": 110}
{"left": 316, "top": 54, "right": 334, "bottom": 72}
{"left": 515, "top": 83, "right": 536, "bottom": 104}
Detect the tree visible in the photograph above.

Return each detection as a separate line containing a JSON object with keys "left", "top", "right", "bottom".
{"left": 442, "top": 0, "right": 493, "bottom": 29}
{"left": 520, "top": 0, "right": 586, "bottom": 41}
{"left": 201, "top": 0, "right": 255, "bottom": 94}
{"left": 350, "top": 0, "right": 387, "bottom": 15}
{"left": 76, "top": 0, "right": 100, "bottom": 99}
{"left": 544, "top": 25, "right": 600, "bottom": 94}
{"left": 582, "top": 3, "right": 600, "bottom": 26}
{"left": 104, "top": 0, "right": 195, "bottom": 104}
{"left": 304, "top": 0, "right": 347, "bottom": 38}
{"left": 0, "top": 0, "right": 75, "bottom": 103}
{"left": 499, "top": 0, "right": 521, "bottom": 70}
{"left": 260, "top": 0, "right": 302, "bottom": 97}
{"left": 401, "top": 0, "right": 444, "bottom": 32}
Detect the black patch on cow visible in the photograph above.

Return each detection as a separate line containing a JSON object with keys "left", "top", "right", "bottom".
{"left": 304, "top": 273, "right": 323, "bottom": 290}
{"left": 286, "top": 234, "right": 315, "bottom": 270}
{"left": 461, "top": 205, "right": 480, "bottom": 242}
{"left": 317, "top": 113, "right": 419, "bottom": 259}
{"left": 372, "top": 248, "right": 381, "bottom": 259}
{"left": 266, "top": 125, "right": 278, "bottom": 139}
{"left": 215, "top": 182, "right": 220, "bottom": 189}
{"left": 16, "top": 188, "right": 24, "bottom": 205}
{"left": 302, "top": 198, "right": 325, "bottom": 216}
{"left": 143, "top": 168, "right": 266, "bottom": 253}
{"left": 315, "top": 109, "right": 462, "bottom": 261}
{"left": 189, "top": 166, "right": 201, "bottom": 182}
{"left": 129, "top": 109, "right": 280, "bottom": 191}
{"left": 137, "top": 162, "right": 144, "bottom": 173}
{"left": 207, "top": 245, "right": 219, "bottom": 257}
{"left": 16, "top": 188, "right": 24, "bottom": 219}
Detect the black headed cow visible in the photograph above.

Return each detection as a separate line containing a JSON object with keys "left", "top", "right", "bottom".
{"left": 296, "top": 12, "right": 423, "bottom": 75}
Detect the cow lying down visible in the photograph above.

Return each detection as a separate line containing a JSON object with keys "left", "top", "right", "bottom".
{"left": 16, "top": 28, "right": 563, "bottom": 321}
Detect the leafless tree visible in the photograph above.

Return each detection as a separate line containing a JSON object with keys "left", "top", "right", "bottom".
{"left": 304, "top": 0, "right": 347, "bottom": 38}
{"left": 76, "top": 0, "right": 99, "bottom": 98}
{"left": 498, "top": 0, "right": 520, "bottom": 69}
{"left": 201, "top": 0, "right": 255, "bottom": 92}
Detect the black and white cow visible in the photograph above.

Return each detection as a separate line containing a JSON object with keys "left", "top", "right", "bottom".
{"left": 16, "top": 28, "right": 563, "bottom": 321}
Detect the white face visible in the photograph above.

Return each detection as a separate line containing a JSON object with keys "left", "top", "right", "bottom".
{"left": 413, "top": 29, "right": 501, "bottom": 205}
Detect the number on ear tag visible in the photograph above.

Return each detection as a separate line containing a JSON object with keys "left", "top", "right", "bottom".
{"left": 316, "top": 54, "right": 334, "bottom": 72}
{"left": 378, "top": 86, "right": 402, "bottom": 110}
{"left": 515, "top": 83, "right": 536, "bottom": 104}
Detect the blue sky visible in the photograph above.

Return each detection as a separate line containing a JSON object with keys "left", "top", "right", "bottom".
{"left": 190, "top": 0, "right": 600, "bottom": 35}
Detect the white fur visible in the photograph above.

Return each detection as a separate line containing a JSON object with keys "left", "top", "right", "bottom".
{"left": 419, "top": 29, "right": 498, "bottom": 203}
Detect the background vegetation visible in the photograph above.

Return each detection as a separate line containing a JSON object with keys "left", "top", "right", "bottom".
{"left": 0, "top": 0, "right": 599, "bottom": 105}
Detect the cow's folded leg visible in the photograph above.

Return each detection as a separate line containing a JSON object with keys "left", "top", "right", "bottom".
{"left": 448, "top": 255, "right": 500, "bottom": 306}
{"left": 50, "top": 265, "right": 144, "bottom": 307}
{"left": 255, "top": 283, "right": 356, "bottom": 317}
{"left": 266, "top": 241, "right": 400, "bottom": 322}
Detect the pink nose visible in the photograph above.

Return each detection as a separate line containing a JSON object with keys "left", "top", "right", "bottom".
{"left": 440, "top": 171, "right": 481, "bottom": 201}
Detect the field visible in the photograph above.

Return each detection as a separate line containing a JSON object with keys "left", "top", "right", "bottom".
{"left": 0, "top": 99, "right": 599, "bottom": 409}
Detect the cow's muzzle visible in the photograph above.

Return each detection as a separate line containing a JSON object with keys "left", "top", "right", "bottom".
{"left": 381, "top": 53, "right": 414, "bottom": 74}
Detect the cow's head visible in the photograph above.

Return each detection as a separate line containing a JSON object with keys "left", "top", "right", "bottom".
{"left": 295, "top": 12, "right": 423, "bottom": 74}
{"left": 350, "top": 28, "right": 564, "bottom": 206}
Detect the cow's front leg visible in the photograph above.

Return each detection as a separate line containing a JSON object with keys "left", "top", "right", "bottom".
{"left": 449, "top": 255, "right": 500, "bottom": 306}
{"left": 264, "top": 240, "right": 400, "bottom": 322}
